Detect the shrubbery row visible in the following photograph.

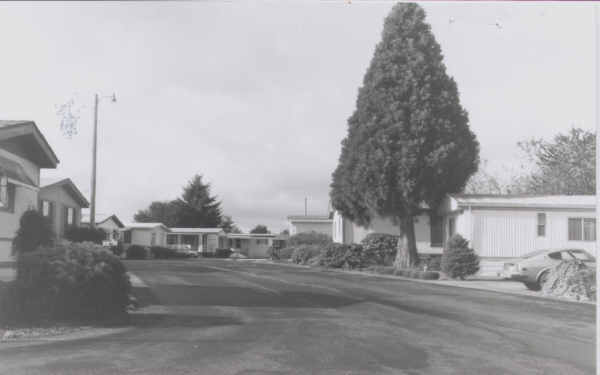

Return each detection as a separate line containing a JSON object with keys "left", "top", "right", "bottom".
{"left": 1, "top": 241, "right": 131, "bottom": 323}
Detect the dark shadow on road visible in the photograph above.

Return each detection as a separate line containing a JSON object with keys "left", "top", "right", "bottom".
{"left": 135, "top": 285, "right": 361, "bottom": 308}
{"left": 128, "top": 312, "right": 244, "bottom": 328}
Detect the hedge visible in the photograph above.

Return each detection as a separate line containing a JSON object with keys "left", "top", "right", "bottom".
{"left": 1, "top": 241, "right": 131, "bottom": 322}
{"left": 360, "top": 233, "right": 399, "bottom": 266}
{"left": 291, "top": 245, "right": 320, "bottom": 265}
{"left": 126, "top": 245, "right": 148, "bottom": 260}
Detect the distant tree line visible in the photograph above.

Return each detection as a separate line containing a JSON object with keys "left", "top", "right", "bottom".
{"left": 134, "top": 174, "right": 241, "bottom": 232}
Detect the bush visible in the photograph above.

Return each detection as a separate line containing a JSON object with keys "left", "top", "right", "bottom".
{"left": 441, "top": 234, "right": 480, "bottom": 280}
{"left": 215, "top": 248, "right": 233, "bottom": 258}
{"left": 126, "top": 245, "right": 148, "bottom": 260}
{"left": 3, "top": 241, "right": 131, "bottom": 322}
{"left": 360, "top": 233, "right": 399, "bottom": 266}
{"left": 150, "top": 246, "right": 177, "bottom": 259}
{"left": 11, "top": 209, "right": 54, "bottom": 254}
{"left": 419, "top": 254, "right": 442, "bottom": 271}
{"left": 287, "top": 231, "right": 332, "bottom": 247}
{"left": 542, "top": 260, "right": 596, "bottom": 301}
{"left": 319, "top": 243, "right": 365, "bottom": 269}
{"left": 420, "top": 271, "right": 440, "bottom": 280}
{"left": 291, "top": 245, "right": 320, "bottom": 265}
{"left": 64, "top": 226, "right": 107, "bottom": 244}
{"left": 110, "top": 242, "right": 125, "bottom": 257}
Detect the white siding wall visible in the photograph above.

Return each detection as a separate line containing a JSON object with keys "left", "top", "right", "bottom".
{"left": 289, "top": 221, "right": 332, "bottom": 237}
{"left": 130, "top": 228, "right": 168, "bottom": 247}
{"left": 469, "top": 209, "right": 597, "bottom": 258}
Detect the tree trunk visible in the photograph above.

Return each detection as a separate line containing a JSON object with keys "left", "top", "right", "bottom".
{"left": 394, "top": 215, "right": 419, "bottom": 269}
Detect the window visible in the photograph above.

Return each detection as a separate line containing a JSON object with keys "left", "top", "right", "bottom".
{"left": 537, "top": 213, "right": 546, "bottom": 237}
{"left": 64, "top": 207, "right": 74, "bottom": 226}
{"left": 568, "top": 218, "right": 596, "bottom": 242}
{"left": 167, "top": 234, "right": 178, "bottom": 245}
{"left": 548, "top": 252, "right": 562, "bottom": 260}
{"left": 123, "top": 230, "right": 132, "bottom": 244}
{"left": 256, "top": 239, "right": 269, "bottom": 245}
{"left": 448, "top": 217, "right": 456, "bottom": 238}
{"left": 430, "top": 216, "right": 443, "bottom": 247}
{"left": 151, "top": 232, "right": 156, "bottom": 246}
{"left": 0, "top": 177, "right": 15, "bottom": 213}
{"left": 0, "top": 176, "right": 7, "bottom": 207}
{"left": 584, "top": 218, "right": 596, "bottom": 241}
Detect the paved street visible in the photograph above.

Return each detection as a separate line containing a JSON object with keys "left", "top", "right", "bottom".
{"left": 0, "top": 259, "right": 595, "bottom": 374}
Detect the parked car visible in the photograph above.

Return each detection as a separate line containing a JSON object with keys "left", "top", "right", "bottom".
{"left": 503, "top": 249, "right": 595, "bottom": 290}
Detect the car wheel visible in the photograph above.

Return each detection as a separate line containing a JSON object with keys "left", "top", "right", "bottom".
{"left": 538, "top": 271, "right": 550, "bottom": 288}
{"left": 524, "top": 282, "right": 541, "bottom": 291}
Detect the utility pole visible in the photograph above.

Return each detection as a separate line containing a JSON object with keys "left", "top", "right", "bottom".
{"left": 304, "top": 197, "right": 307, "bottom": 216}
{"left": 89, "top": 93, "right": 116, "bottom": 228}
{"left": 90, "top": 94, "right": 99, "bottom": 228}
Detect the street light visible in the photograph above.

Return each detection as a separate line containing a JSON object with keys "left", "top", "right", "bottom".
{"left": 90, "top": 92, "right": 117, "bottom": 228}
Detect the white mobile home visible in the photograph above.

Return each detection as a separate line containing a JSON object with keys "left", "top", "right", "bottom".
{"left": 166, "top": 227, "right": 228, "bottom": 253}
{"left": 121, "top": 223, "right": 170, "bottom": 248}
{"left": 287, "top": 215, "right": 333, "bottom": 238}
{"left": 333, "top": 194, "right": 597, "bottom": 259}
{"left": 228, "top": 233, "right": 276, "bottom": 258}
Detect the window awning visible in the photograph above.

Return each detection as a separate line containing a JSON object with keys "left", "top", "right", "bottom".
{"left": 0, "top": 155, "right": 36, "bottom": 187}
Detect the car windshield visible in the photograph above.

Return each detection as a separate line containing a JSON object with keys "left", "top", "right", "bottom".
{"left": 566, "top": 250, "right": 595, "bottom": 262}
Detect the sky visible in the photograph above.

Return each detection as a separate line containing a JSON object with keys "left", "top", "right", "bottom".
{"left": 0, "top": 2, "right": 595, "bottom": 232}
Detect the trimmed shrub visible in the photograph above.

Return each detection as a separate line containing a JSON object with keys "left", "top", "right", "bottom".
{"left": 409, "top": 269, "right": 420, "bottom": 279}
{"left": 3, "top": 241, "right": 131, "bottom": 322}
{"left": 12, "top": 209, "right": 54, "bottom": 254}
{"left": 441, "top": 234, "right": 480, "bottom": 280}
{"left": 287, "top": 231, "right": 332, "bottom": 247}
{"left": 110, "top": 242, "right": 125, "bottom": 257}
{"left": 291, "top": 245, "right": 320, "bottom": 265}
{"left": 126, "top": 245, "right": 148, "bottom": 260}
{"left": 275, "top": 246, "right": 295, "bottom": 260}
{"left": 215, "top": 248, "right": 233, "bottom": 258}
{"left": 420, "top": 271, "right": 440, "bottom": 280}
{"left": 360, "top": 233, "right": 399, "bottom": 266}
{"left": 150, "top": 246, "right": 177, "bottom": 259}
{"left": 64, "top": 226, "right": 106, "bottom": 244}
{"left": 419, "top": 254, "right": 442, "bottom": 271}
{"left": 319, "top": 243, "right": 365, "bottom": 269}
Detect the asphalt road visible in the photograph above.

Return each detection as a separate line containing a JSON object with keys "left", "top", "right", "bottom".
{"left": 0, "top": 259, "right": 595, "bottom": 375}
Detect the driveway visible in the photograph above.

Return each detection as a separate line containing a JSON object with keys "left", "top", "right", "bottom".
{"left": 0, "top": 259, "right": 595, "bottom": 374}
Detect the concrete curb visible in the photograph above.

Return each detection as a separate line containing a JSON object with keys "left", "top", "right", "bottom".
{"left": 0, "top": 327, "right": 132, "bottom": 349}
{"left": 256, "top": 259, "right": 596, "bottom": 306}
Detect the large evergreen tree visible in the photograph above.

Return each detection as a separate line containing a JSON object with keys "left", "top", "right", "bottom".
{"left": 134, "top": 174, "right": 224, "bottom": 228}
{"left": 330, "top": 4, "right": 479, "bottom": 268}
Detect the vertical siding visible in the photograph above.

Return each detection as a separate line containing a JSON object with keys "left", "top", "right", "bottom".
{"left": 471, "top": 209, "right": 597, "bottom": 258}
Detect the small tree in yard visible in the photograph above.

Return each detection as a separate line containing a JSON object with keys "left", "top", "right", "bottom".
{"left": 12, "top": 209, "right": 54, "bottom": 255}
{"left": 250, "top": 225, "right": 269, "bottom": 234}
{"left": 330, "top": 3, "right": 479, "bottom": 269}
{"left": 441, "top": 234, "right": 479, "bottom": 280}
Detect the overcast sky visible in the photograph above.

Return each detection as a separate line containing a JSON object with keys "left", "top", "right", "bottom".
{"left": 0, "top": 2, "right": 595, "bottom": 232}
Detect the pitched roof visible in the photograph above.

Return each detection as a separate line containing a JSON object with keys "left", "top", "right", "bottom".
{"left": 122, "top": 222, "right": 170, "bottom": 231}
{"left": 0, "top": 121, "right": 59, "bottom": 168}
{"left": 40, "top": 178, "right": 89, "bottom": 208}
{"left": 81, "top": 213, "right": 124, "bottom": 228}
{"left": 450, "top": 194, "right": 596, "bottom": 209}
{"left": 0, "top": 154, "right": 36, "bottom": 186}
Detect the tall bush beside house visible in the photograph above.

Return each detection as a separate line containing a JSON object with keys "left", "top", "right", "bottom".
{"left": 287, "top": 231, "right": 332, "bottom": 247}
{"left": 291, "top": 245, "right": 320, "bottom": 265}
{"left": 441, "top": 234, "right": 480, "bottom": 280}
{"left": 4, "top": 241, "right": 131, "bottom": 322}
{"left": 319, "top": 243, "right": 365, "bottom": 269}
{"left": 64, "top": 226, "right": 107, "bottom": 244}
{"left": 360, "top": 233, "right": 398, "bottom": 266}
{"left": 126, "top": 245, "right": 148, "bottom": 260}
{"left": 11, "top": 209, "right": 54, "bottom": 255}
